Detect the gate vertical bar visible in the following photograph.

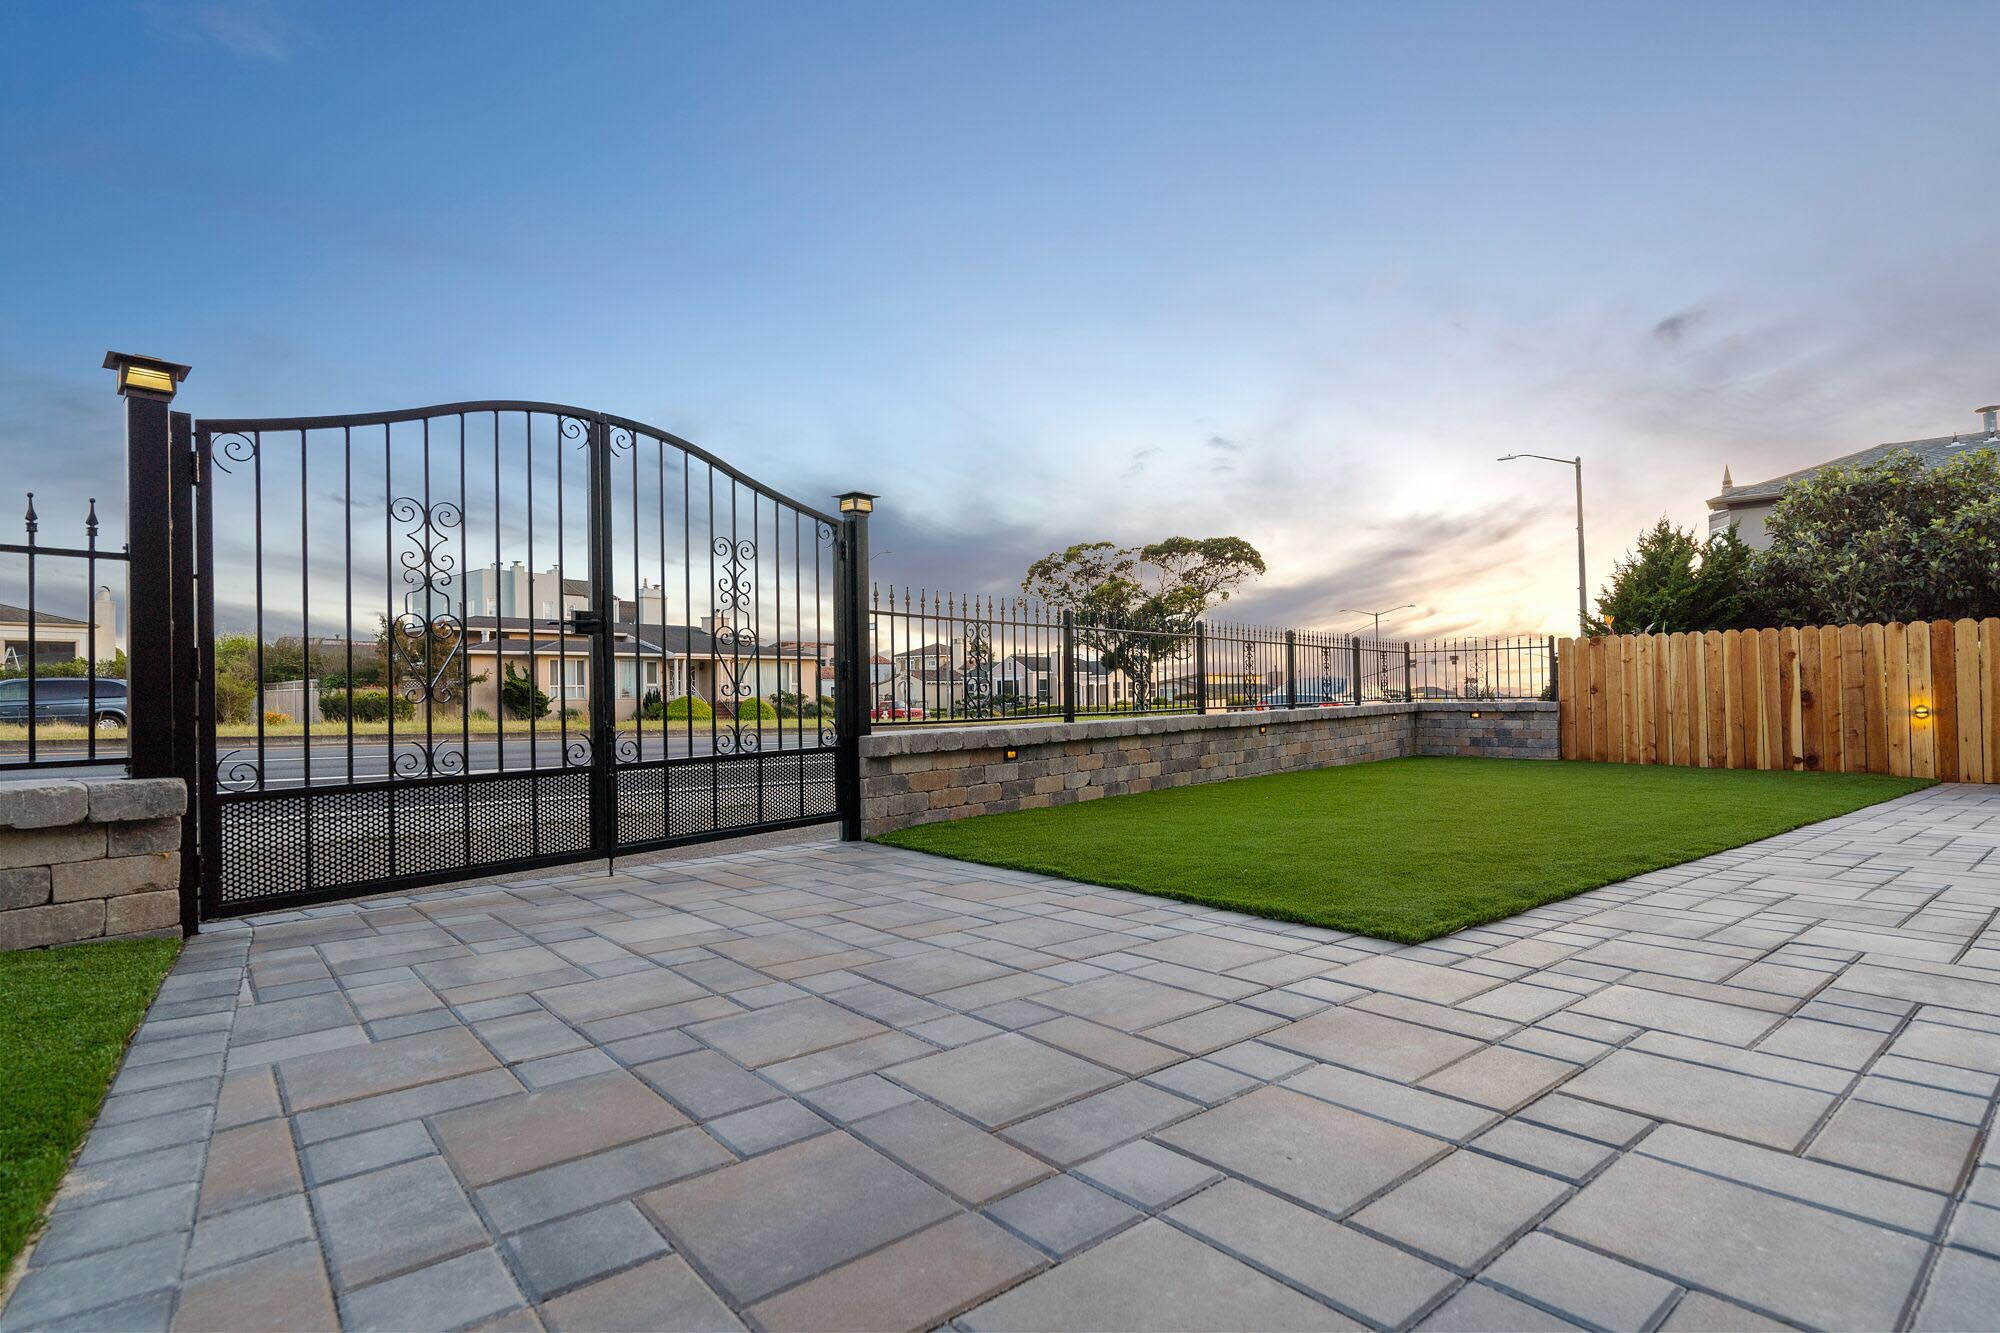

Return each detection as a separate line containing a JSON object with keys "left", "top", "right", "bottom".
{"left": 1194, "top": 622, "right": 1208, "bottom": 715}
{"left": 168, "top": 411, "right": 201, "bottom": 936}
{"left": 1404, "top": 642, "right": 1413, "bottom": 702}
{"left": 1350, "top": 635, "right": 1362, "bottom": 705}
{"left": 1284, "top": 630, "right": 1297, "bottom": 708}
{"left": 193, "top": 427, "right": 219, "bottom": 920}
{"left": 586, "top": 417, "right": 616, "bottom": 859}
{"left": 1061, "top": 610, "right": 1077, "bottom": 723}
{"left": 833, "top": 492, "right": 874, "bottom": 841}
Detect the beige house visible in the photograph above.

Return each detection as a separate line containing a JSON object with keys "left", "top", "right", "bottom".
{"left": 1710, "top": 404, "right": 1999, "bottom": 549}
{"left": 0, "top": 588, "right": 118, "bottom": 669}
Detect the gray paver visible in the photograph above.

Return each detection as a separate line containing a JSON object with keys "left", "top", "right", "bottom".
{"left": 984, "top": 1174, "right": 1141, "bottom": 1257}
{"left": 887, "top": 1032, "right": 1121, "bottom": 1128}
{"left": 1158, "top": 1084, "right": 1446, "bottom": 1214}
{"left": 1352, "top": 1149, "right": 1570, "bottom": 1273}
{"left": 641, "top": 1130, "right": 956, "bottom": 1305}
{"left": 501, "top": 1201, "right": 669, "bottom": 1300}
{"left": 315, "top": 1155, "right": 490, "bottom": 1288}
{"left": 1169, "top": 1178, "right": 1456, "bottom": 1327}
{"left": 961, "top": 1218, "right": 1354, "bottom": 1331}
{"left": 13, "top": 788, "right": 2000, "bottom": 1332}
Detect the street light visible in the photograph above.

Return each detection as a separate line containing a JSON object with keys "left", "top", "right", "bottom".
{"left": 1341, "top": 603, "right": 1414, "bottom": 642}
{"left": 1499, "top": 453, "right": 1588, "bottom": 635}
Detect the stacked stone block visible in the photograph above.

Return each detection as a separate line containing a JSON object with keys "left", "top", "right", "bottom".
{"left": 0, "top": 777, "right": 186, "bottom": 950}
{"left": 860, "top": 702, "right": 1557, "bottom": 838}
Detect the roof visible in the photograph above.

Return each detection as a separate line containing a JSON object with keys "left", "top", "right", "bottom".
{"left": 0, "top": 603, "right": 87, "bottom": 627}
{"left": 1711, "top": 430, "right": 2000, "bottom": 508}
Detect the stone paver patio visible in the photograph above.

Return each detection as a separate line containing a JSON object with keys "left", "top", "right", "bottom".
{"left": 5, "top": 784, "right": 2000, "bottom": 1331}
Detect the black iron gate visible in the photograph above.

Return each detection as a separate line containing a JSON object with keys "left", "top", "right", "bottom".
{"left": 185, "top": 401, "right": 856, "bottom": 917}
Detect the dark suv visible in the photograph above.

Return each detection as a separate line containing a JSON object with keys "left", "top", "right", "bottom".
{"left": 0, "top": 677, "right": 128, "bottom": 728}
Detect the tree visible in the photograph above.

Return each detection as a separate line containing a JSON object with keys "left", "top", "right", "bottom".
{"left": 500, "top": 663, "right": 550, "bottom": 720}
{"left": 1023, "top": 536, "right": 1266, "bottom": 701}
{"left": 1750, "top": 447, "right": 2000, "bottom": 625}
{"left": 1593, "top": 520, "right": 1755, "bottom": 634}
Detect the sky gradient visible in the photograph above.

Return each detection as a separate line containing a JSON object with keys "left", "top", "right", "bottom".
{"left": 4, "top": 1, "right": 1998, "bottom": 638}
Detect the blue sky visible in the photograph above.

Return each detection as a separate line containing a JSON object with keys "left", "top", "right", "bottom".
{"left": 4, "top": 1, "right": 1998, "bottom": 636}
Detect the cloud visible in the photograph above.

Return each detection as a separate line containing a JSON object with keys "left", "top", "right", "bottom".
{"left": 1651, "top": 306, "right": 1708, "bottom": 345}
{"left": 1205, "top": 433, "right": 1242, "bottom": 474}
{"left": 142, "top": 0, "right": 306, "bottom": 61}
{"left": 1124, "top": 447, "right": 1161, "bottom": 478}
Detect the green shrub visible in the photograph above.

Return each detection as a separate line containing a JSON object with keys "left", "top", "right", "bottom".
{"left": 501, "top": 665, "right": 550, "bottom": 720}
{"left": 661, "top": 695, "right": 712, "bottom": 720}
{"left": 736, "top": 698, "right": 777, "bottom": 722}
{"left": 320, "top": 689, "right": 416, "bottom": 723}
{"left": 212, "top": 678, "right": 256, "bottom": 725}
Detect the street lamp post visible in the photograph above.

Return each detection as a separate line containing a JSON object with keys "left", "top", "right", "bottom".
{"left": 1341, "top": 603, "right": 1415, "bottom": 642}
{"left": 1499, "top": 453, "right": 1588, "bottom": 635}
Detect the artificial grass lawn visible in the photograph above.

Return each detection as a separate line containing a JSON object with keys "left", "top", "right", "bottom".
{"left": 876, "top": 757, "right": 1932, "bottom": 944}
{"left": 0, "top": 938, "right": 180, "bottom": 1278}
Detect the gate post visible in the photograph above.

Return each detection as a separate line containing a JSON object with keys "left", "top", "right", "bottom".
{"left": 1349, "top": 635, "right": 1362, "bottom": 705}
{"left": 833, "top": 492, "right": 875, "bottom": 841}
{"left": 1284, "top": 630, "right": 1297, "bottom": 708}
{"left": 105, "top": 353, "right": 197, "bottom": 932}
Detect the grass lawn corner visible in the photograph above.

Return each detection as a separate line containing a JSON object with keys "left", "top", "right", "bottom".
{"left": 874, "top": 757, "right": 1933, "bottom": 944}
{"left": 0, "top": 938, "right": 180, "bottom": 1279}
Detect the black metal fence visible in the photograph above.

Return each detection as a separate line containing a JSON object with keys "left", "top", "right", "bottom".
{"left": 867, "top": 585, "right": 1552, "bottom": 725}
{"left": 0, "top": 493, "right": 130, "bottom": 771}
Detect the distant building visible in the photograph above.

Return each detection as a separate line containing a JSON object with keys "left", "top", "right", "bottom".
{"left": 0, "top": 588, "right": 118, "bottom": 668}
{"left": 1709, "top": 404, "right": 1999, "bottom": 549}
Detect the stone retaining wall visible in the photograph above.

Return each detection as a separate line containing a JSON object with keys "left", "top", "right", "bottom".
{"left": 860, "top": 701, "right": 1557, "bottom": 839}
{"left": 0, "top": 777, "right": 187, "bottom": 950}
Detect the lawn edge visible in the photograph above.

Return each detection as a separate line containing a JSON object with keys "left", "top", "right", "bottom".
{"left": 873, "top": 774, "right": 1936, "bottom": 945}
{"left": 0, "top": 937, "right": 183, "bottom": 1301}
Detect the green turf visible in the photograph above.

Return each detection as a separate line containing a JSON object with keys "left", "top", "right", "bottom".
{"left": 876, "top": 758, "right": 1931, "bottom": 944}
{"left": 0, "top": 937, "right": 180, "bottom": 1277}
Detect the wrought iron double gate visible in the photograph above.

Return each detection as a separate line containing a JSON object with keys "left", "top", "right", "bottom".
{"left": 182, "top": 401, "right": 855, "bottom": 917}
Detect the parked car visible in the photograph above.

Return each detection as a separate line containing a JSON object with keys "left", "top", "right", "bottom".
{"left": 0, "top": 677, "right": 128, "bottom": 728}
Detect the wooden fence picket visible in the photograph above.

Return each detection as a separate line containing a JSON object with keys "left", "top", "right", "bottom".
{"left": 1556, "top": 617, "right": 1999, "bottom": 783}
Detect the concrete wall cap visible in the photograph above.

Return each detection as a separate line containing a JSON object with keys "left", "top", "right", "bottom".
{"left": 83, "top": 778, "right": 188, "bottom": 823}
{"left": 0, "top": 780, "right": 91, "bottom": 831}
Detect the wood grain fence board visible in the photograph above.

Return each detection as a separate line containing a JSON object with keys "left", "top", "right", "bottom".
{"left": 1910, "top": 621, "right": 1936, "bottom": 779}
{"left": 1557, "top": 639, "right": 1577, "bottom": 759}
{"left": 1861, "top": 622, "right": 1889, "bottom": 774}
{"left": 1884, "top": 621, "right": 1911, "bottom": 778}
{"left": 1624, "top": 635, "right": 1643, "bottom": 763}
{"left": 1606, "top": 637, "right": 1627, "bottom": 763}
{"left": 1723, "top": 631, "right": 1747, "bottom": 768}
{"left": 1645, "top": 635, "right": 1665, "bottom": 765}
{"left": 1838, "top": 623, "right": 1867, "bottom": 774}
{"left": 1758, "top": 628, "right": 1783, "bottom": 771}
{"left": 1583, "top": 636, "right": 1602, "bottom": 762}
{"left": 1672, "top": 633, "right": 1695, "bottom": 765}
{"left": 1777, "top": 628, "right": 1801, "bottom": 771}
{"left": 1985, "top": 620, "right": 2000, "bottom": 782}
{"left": 1819, "top": 625, "right": 1845, "bottom": 773}
{"left": 1933, "top": 619, "right": 1959, "bottom": 783}
{"left": 1631, "top": 635, "right": 1650, "bottom": 764}
{"left": 1798, "top": 625, "right": 1823, "bottom": 772}
{"left": 1703, "top": 631, "right": 1728, "bottom": 768}
{"left": 1955, "top": 618, "right": 1983, "bottom": 784}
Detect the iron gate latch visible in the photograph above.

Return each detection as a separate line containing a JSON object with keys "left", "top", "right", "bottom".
{"left": 570, "top": 609, "right": 606, "bottom": 634}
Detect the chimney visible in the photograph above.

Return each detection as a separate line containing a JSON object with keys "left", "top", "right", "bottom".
{"left": 1980, "top": 404, "right": 1999, "bottom": 438}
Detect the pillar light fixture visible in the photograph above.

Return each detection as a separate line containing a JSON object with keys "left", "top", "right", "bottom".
{"left": 103, "top": 351, "right": 191, "bottom": 401}
{"left": 835, "top": 491, "right": 877, "bottom": 515}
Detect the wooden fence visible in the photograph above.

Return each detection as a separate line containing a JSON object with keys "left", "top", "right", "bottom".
{"left": 1557, "top": 619, "right": 2000, "bottom": 782}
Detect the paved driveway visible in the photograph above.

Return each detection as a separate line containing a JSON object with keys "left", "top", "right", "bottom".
{"left": 4, "top": 784, "right": 1998, "bottom": 1331}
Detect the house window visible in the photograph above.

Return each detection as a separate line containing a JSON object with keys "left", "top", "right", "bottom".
{"left": 645, "top": 661, "right": 659, "bottom": 688}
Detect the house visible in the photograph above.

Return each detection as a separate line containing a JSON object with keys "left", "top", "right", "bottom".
{"left": 1709, "top": 404, "right": 1999, "bottom": 549}
{"left": 0, "top": 588, "right": 118, "bottom": 669}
